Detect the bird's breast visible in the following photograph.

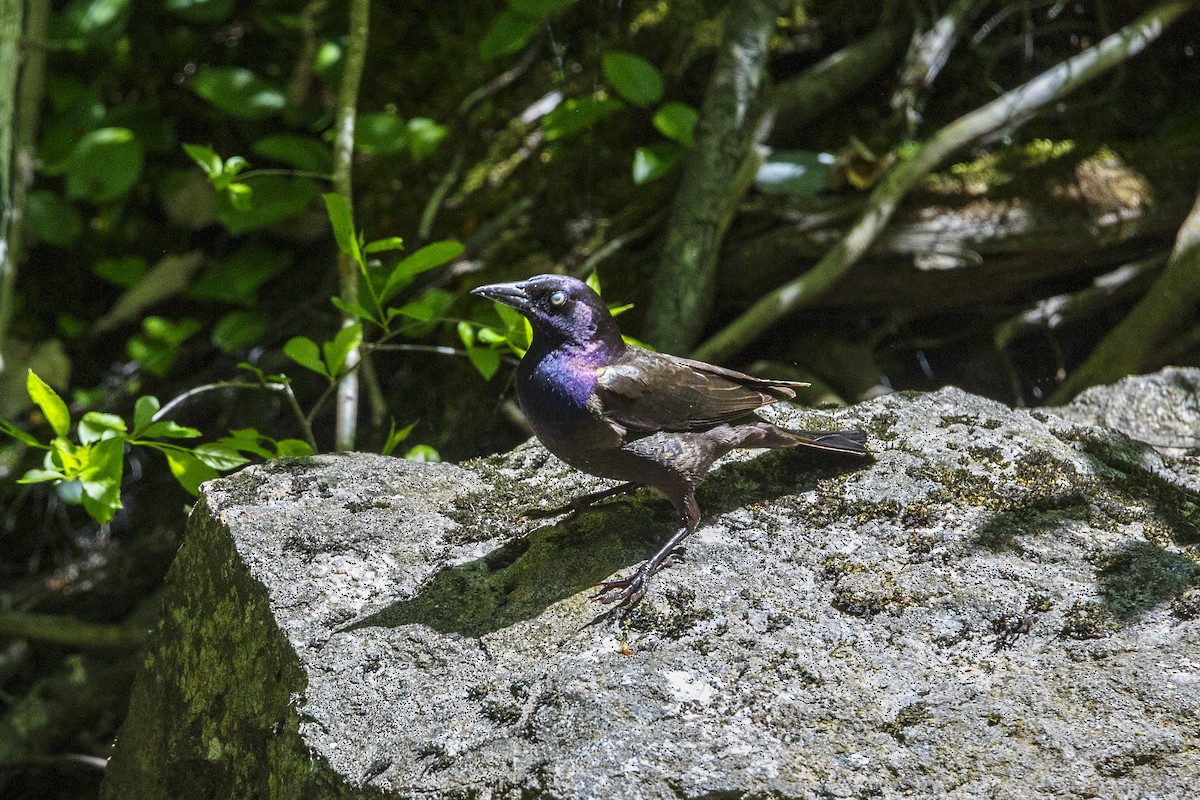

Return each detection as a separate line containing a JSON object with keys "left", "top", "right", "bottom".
{"left": 517, "top": 349, "right": 602, "bottom": 440}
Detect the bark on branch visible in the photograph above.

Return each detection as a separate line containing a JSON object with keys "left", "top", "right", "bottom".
{"left": 646, "top": 0, "right": 790, "bottom": 354}
{"left": 332, "top": 0, "right": 370, "bottom": 451}
{"left": 1049, "top": 182, "right": 1200, "bottom": 403}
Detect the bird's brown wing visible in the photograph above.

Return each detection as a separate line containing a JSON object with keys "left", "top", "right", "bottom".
{"left": 594, "top": 346, "right": 809, "bottom": 434}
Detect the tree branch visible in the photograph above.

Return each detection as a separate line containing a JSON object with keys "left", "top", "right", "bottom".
{"left": 693, "top": 0, "right": 1198, "bottom": 364}
{"left": 646, "top": 0, "right": 790, "bottom": 354}
{"left": 1049, "top": 181, "right": 1200, "bottom": 403}
{"left": 331, "top": 0, "right": 370, "bottom": 451}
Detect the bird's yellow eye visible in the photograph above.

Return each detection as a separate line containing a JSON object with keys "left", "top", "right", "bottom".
{"left": 549, "top": 290, "right": 567, "bottom": 307}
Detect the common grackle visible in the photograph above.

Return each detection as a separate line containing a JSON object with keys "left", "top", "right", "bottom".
{"left": 472, "top": 274, "right": 868, "bottom": 606}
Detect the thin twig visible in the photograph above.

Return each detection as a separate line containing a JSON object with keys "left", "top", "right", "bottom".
{"left": 151, "top": 380, "right": 318, "bottom": 453}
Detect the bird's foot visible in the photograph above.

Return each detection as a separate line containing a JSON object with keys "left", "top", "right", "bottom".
{"left": 521, "top": 482, "right": 640, "bottom": 522}
{"left": 592, "top": 552, "right": 682, "bottom": 607}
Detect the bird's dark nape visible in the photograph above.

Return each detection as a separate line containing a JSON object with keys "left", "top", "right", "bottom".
{"left": 472, "top": 274, "right": 870, "bottom": 607}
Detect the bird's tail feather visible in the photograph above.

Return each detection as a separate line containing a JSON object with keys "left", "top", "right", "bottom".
{"left": 787, "top": 428, "right": 869, "bottom": 454}
{"left": 736, "top": 424, "right": 869, "bottom": 455}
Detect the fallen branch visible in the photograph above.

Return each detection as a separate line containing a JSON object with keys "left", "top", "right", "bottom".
{"left": 1050, "top": 181, "right": 1200, "bottom": 403}
{"left": 693, "top": 1, "right": 1198, "bottom": 364}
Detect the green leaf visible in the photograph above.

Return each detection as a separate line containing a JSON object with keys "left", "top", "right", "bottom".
{"left": 406, "top": 118, "right": 448, "bottom": 160}
{"left": 164, "top": 448, "right": 219, "bottom": 495}
{"left": 273, "top": 439, "right": 315, "bottom": 457}
{"left": 381, "top": 420, "right": 416, "bottom": 456}
{"left": 18, "top": 468, "right": 68, "bottom": 484}
{"left": 404, "top": 444, "right": 440, "bottom": 462}
{"left": 27, "top": 370, "right": 71, "bottom": 438}
{"left": 251, "top": 133, "right": 332, "bottom": 173}
{"left": 602, "top": 52, "right": 663, "bottom": 108}
{"left": 219, "top": 428, "right": 274, "bottom": 459}
{"left": 355, "top": 112, "right": 408, "bottom": 156}
{"left": 126, "top": 316, "right": 202, "bottom": 376}
{"left": 510, "top": 0, "right": 577, "bottom": 16}
{"left": 192, "top": 442, "right": 250, "bottom": 471}
{"left": 137, "top": 420, "right": 202, "bottom": 439}
{"left": 479, "top": 10, "right": 538, "bottom": 59}
{"left": 653, "top": 102, "right": 698, "bottom": 147}
{"left": 456, "top": 320, "right": 475, "bottom": 348}
{"left": 633, "top": 142, "right": 684, "bottom": 184}
{"left": 476, "top": 326, "right": 508, "bottom": 345}
{"left": 330, "top": 296, "right": 379, "bottom": 326}
{"left": 66, "top": 128, "right": 144, "bottom": 203}
{"left": 364, "top": 236, "right": 404, "bottom": 255}
{"left": 165, "top": 0, "right": 233, "bottom": 22}
{"left": 78, "top": 412, "right": 127, "bottom": 444}
{"left": 188, "top": 245, "right": 291, "bottom": 305}
{"left": 395, "top": 288, "right": 454, "bottom": 322}
{"left": 192, "top": 67, "right": 286, "bottom": 120}
{"left": 542, "top": 95, "right": 624, "bottom": 141}
{"left": 25, "top": 191, "right": 83, "bottom": 246}
{"left": 283, "top": 336, "right": 329, "bottom": 378}
{"left": 380, "top": 241, "right": 464, "bottom": 303}
{"left": 586, "top": 271, "right": 603, "bottom": 295}
{"left": 0, "top": 419, "right": 43, "bottom": 448}
{"left": 51, "top": 0, "right": 130, "bottom": 49}
{"left": 182, "top": 143, "right": 221, "bottom": 176}
{"left": 212, "top": 310, "right": 269, "bottom": 352}
{"left": 133, "top": 396, "right": 160, "bottom": 432}
{"left": 79, "top": 437, "right": 125, "bottom": 523}
{"left": 467, "top": 347, "right": 502, "bottom": 379}
{"left": 48, "top": 436, "right": 85, "bottom": 473}
{"left": 322, "top": 193, "right": 362, "bottom": 266}
{"left": 215, "top": 175, "right": 319, "bottom": 235}
{"left": 322, "top": 323, "right": 363, "bottom": 377}
{"left": 755, "top": 150, "right": 835, "bottom": 197}
{"left": 92, "top": 256, "right": 148, "bottom": 287}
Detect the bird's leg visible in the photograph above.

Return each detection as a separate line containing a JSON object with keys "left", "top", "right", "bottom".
{"left": 522, "top": 481, "right": 641, "bottom": 521}
{"left": 593, "top": 522, "right": 696, "bottom": 607}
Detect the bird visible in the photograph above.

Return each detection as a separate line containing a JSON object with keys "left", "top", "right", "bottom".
{"left": 471, "top": 274, "right": 868, "bottom": 606}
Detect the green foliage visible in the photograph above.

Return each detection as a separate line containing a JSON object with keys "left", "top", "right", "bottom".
{"left": 251, "top": 134, "right": 333, "bottom": 173}
{"left": 479, "top": 12, "right": 541, "bottom": 60}
{"left": 529, "top": 46, "right": 693, "bottom": 184}
{"left": 754, "top": 150, "right": 835, "bottom": 197}
{"left": 24, "top": 190, "right": 83, "bottom": 246}
{"left": 0, "top": 370, "right": 279, "bottom": 523}
{"left": 183, "top": 143, "right": 252, "bottom": 209}
{"left": 602, "top": 52, "right": 663, "bottom": 108}
{"left": 542, "top": 96, "right": 624, "bottom": 141}
{"left": 93, "top": 255, "right": 148, "bottom": 287}
{"left": 633, "top": 143, "right": 684, "bottom": 184}
{"left": 165, "top": 0, "right": 233, "bottom": 23}
{"left": 653, "top": 103, "right": 698, "bottom": 148}
{"left": 479, "top": 0, "right": 579, "bottom": 59}
{"left": 66, "top": 127, "right": 144, "bottom": 203}
{"left": 356, "top": 112, "right": 410, "bottom": 155}
{"left": 191, "top": 67, "right": 286, "bottom": 119}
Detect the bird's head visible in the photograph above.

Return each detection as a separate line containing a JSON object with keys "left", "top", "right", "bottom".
{"left": 471, "top": 274, "right": 623, "bottom": 350}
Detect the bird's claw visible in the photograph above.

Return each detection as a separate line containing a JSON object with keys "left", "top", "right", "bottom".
{"left": 592, "top": 571, "right": 651, "bottom": 606}
{"left": 591, "top": 551, "right": 682, "bottom": 606}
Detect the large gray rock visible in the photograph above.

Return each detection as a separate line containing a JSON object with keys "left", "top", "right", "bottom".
{"left": 101, "top": 371, "right": 1200, "bottom": 799}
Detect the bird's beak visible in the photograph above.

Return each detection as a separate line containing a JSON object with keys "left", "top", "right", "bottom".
{"left": 470, "top": 280, "right": 530, "bottom": 312}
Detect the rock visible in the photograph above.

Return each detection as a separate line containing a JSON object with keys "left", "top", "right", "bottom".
{"left": 1053, "top": 365, "right": 1200, "bottom": 459}
{"left": 101, "top": 372, "right": 1200, "bottom": 799}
